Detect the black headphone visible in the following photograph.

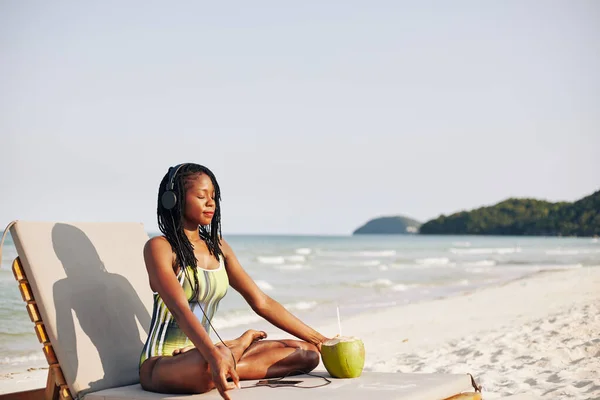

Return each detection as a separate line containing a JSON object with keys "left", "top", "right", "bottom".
{"left": 161, "top": 163, "right": 188, "bottom": 210}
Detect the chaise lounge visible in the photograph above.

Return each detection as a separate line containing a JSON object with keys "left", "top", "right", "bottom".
{"left": 1, "top": 220, "right": 488, "bottom": 399}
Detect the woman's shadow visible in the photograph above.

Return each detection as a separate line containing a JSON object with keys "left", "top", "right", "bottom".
{"left": 51, "top": 223, "right": 151, "bottom": 392}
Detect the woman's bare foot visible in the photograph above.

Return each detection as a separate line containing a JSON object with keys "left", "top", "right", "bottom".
{"left": 172, "top": 330, "right": 267, "bottom": 357}
{"left": 220, "top": 329, "right": 267, "bottom": 362}
{"left": 232, "top": 329, "right": 268, "bottom": 349}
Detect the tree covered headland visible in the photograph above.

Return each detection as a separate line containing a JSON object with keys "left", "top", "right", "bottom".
{"left": 419, "top": 190, "right": 600, "bottom": 237}
{"left": 353, "top": 216, "right": 421, "bottom": 235}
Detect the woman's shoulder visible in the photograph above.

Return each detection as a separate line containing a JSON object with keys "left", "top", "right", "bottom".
{"left": 143, "top": 236, "right": 174, "bottom": 261}
{"left": 146, "top": 235, "right": 170, "bottom": 248}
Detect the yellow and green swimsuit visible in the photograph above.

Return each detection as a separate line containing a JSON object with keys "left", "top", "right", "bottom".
{"left": 140, "top": 256, "right": 229, "bottom": 367}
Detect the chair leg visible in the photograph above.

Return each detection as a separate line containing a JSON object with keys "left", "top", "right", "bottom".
{"left": 44, "top": 369, "right": 59, "bottom": 400}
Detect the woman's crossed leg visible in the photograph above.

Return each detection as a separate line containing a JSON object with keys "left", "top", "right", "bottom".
{"left": 139, "top": 330, "right": 320, "bottom": 394}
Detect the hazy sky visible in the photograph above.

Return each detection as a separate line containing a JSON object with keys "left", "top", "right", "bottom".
{"left": 1, "top": 1, "right": 599, "bottom": 234}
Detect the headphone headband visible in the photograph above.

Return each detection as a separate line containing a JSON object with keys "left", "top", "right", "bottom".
{"left": 166, "top": 163, "right": 187, "bottom": 191}
{"left": 161, "top": 163, "right": 189, "bottom": 210}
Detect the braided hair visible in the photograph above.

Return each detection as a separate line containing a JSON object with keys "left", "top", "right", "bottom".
{"left": 157, "top": 163, "right": 223, "bottom": 300}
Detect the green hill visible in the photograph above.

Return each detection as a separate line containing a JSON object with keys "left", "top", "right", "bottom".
{"left": 419, "top": 190, "right": 600, "bottom": 237}
{"left": 353, "top": 216, "right": 421, "bottom": 235}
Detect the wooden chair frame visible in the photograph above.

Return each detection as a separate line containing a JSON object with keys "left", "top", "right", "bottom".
{"left": 0, "top": 258, "right": 72, "bottom": 400}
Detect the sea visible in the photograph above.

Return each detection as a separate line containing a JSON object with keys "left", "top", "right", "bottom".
{"left": 1, "top": 233, "right": 599, "bottom": 372}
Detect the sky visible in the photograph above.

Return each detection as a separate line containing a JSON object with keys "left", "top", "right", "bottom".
{"left": 1, "top": 1, "right": 599, "bottom": 235}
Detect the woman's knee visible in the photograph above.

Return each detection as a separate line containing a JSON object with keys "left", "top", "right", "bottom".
{"left": 292, "top": 342, "right": 320, "bottom": 371}
{"left": 302, "top": 347, "right": 320, "bottom": 371}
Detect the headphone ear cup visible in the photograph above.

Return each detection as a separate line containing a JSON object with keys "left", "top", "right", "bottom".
{"left": 161, "top": 191, "right": 178, "bottom": 210}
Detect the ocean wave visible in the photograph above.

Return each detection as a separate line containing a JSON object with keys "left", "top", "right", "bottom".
{"left": 212, "top": 313, "right": 262, "bottom": 329}
{"left": 255, "top": 280, "right": 274, "bottom": 291}
{"left": 391, "top": 283, "right": 419, "bottom": 291}
{"left": 389, "top": 263, "right": 411, "bottom": 270}
{"left": 538, "top": 264, "right": 583, "bottom": 270}
{"left": 358, "top": 250, "right": 396, "bottom": 257}
{"left": 275, "top": 263, "right": 306, "bottom": 271}
{"left": 545, "top": 249, "right": 600, "bottom": 256}
{"left": 295, "top": 248, "right": 312, "bottom": 255}
{"left": 321, "top": 259, "right": 382, "bottom": 268}
{"left": 256, "top": 256, "right": 285, "bottom": 264}
{"left": 288, "top": 301, "right": 318, "bottom": 311}
{"left": 502, "top": 263, "right": 583, "bottom": 272}
{"left": 465, "top": 267, "right": 490, "bottom": 274}
{"left": 285, "top": 255, "right": 306, "bottom": 262}
{"left": 358, "top": 278, "right": 394, "bottom": 288}
{"left": 452, "top": 241, "right": 472, "bottom": 247}
{"left": 318, "top": 250, "right": 397, "bottom": 258}
{"left": 465, "top": 260, "right": 497, "bottom": 267}
{"left": 0, "top": 353, "right": 45, "bottom": 365}
{"left": 449, "top": 247, "right": 522, "bottom": 255}
{"left": 0, "top": 330, "right": 37, "bottom": 338}
{"left": 361, "top": 260, "right": 381, "bottom": 267}
{"left": 416, "top": 257, "right": 453, "bottom": 266}
{"left": 213, "top": 301, "right": 318, "bottom": 329}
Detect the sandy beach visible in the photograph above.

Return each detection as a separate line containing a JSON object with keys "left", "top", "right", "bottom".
{"left": 1, "top": 267, "right": 598, "bottom": 399}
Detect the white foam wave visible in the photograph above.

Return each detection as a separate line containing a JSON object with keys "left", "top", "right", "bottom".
{"left": 391, "top": 283, "right": 418, "bottom": 291}
{"left": 275, "top": 263, "right": 305, "bottom": 271}
{"left": 358, "top": 278, "right": 394, "bottom": 288}
{"left": 213, "top": 301, "right": 317, "bottom": 329}
{"left": 452, "top": 241, "right": 472, "bottom": 247}
{"left": 212, "top": 313, "right": 263, "bottom": 329}
{"left": 255, "top": 280, "right": 274, "bottom": 291}
{"left": 319, "top": 250, "right": 397, "bottom": 258}
{"left": 503, "top": 263, "right": 583, "bottom": 272}
{"left": 257, "top": 256, "right": 285, "bottom": 264}
{"left": 285, "top": 255, "right": 306, "bottom": 262}
{"left": 465, "top": 260, "right": 497, "bottom": 267}
{"left": 378, "top": 264, "right": 389, "bottom": 271}
{"left": 545, "top": 249, "right": 600, "bottom": 255}
{"left": 416, "top": 257, "right": 452, "bottom": 266}
{"left": 0, "top": 353, "right": 46, "bottom": 365}
{"left": 450, "top": 247, "right": 522, "bottom": 255}
{"left": 389, "top": 263, "right": 411, "bottom": 270}
{"left": 539, "top": 264, "right": 583, "bottom": 270}
{"left": 287, "top": 301, "right": 317, "bottom": 311}
{"left": 465, "top": 267, "right": 489, "bottom": 274}
{"left": 362, "top": 260, "right": 381, "bottom": 267}
{"left": 359, "top": 250, "right": 397, "bottom": 257}
{"left": 295, "top": 248, "right": 312, "bottom": 255}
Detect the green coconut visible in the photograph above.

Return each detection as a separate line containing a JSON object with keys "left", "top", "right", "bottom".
{"left": 321, "top": 336, "right": 365, "bottom": 378}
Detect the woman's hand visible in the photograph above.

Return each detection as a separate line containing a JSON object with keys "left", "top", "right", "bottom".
{"left": 208, "top": 349, "right": 240, "bottom": 400}
{"left": 316, "top": 335, "right": 332, "bottom": 352}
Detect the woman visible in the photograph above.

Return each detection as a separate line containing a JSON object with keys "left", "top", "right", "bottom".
{"left": 139, "top": 163, "right": 328, "bottom": 400}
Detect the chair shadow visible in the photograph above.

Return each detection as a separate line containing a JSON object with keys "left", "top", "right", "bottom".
{"left": 51, "top": 223, "right": 150, "bottom": 391}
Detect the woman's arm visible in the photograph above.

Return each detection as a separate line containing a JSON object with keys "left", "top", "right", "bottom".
{"left": 221, "top": 239, "right": 328, "bottom": 349}
{"left": 144, "top": 237, "right": 238, "bottom": 399}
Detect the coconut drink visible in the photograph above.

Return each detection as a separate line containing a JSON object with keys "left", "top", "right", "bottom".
{"left": 320, "top": 335, "right": 365, "bottom": 378}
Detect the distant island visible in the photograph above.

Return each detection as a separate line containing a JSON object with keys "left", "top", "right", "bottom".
{"left": 420, "top": 190, "right": 600, "bottom": 237}
{"left": 353, "top": 216, "right": 421, "bottom": 235}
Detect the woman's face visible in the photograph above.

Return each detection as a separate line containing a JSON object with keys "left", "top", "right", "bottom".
{"left": 183, "top": 173, "right": 216, "bottom": 226}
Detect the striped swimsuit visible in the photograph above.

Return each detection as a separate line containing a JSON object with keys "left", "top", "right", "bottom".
{"left": 140, "top": 256, "right": 229, "bottom": 367}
